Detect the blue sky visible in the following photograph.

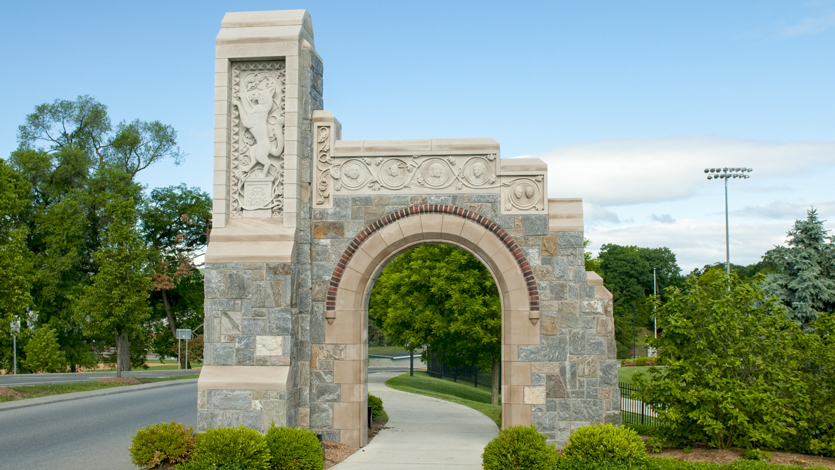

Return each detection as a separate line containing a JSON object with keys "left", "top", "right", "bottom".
{"left": 2, "top": 1, "right": 833, "bottom": 271}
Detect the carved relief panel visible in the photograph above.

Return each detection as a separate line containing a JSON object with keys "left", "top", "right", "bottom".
{"left": 501, "top": 175, "right": 546, "bottom": 214}
{"left": 314, "top": 153, "right": 500, "bottom": 201}
{"left": 230, "top": 61, "right": 286, "bottom": 218}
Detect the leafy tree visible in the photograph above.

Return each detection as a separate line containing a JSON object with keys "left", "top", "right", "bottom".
{"left": 596, "top": 244, "right": 682, "bottom": 356}
{"left": 797, "top": 311, "right": 835, "bottom": 456}
{"left": 369, "top": 244, "right": 502, "bottom": 404}
{"left": 76, "top": 198, "right": 153, "bottom": 377}
{"left": 638, "top": 270, "right": 805, "bottom": 450}
{"left": 689, "top": 260, "right": 777, "bottom": 283}
{"left": 22, "top": 326, "right": 66, "bottom": 373}
{"left": 9, "top": 96, "right": 185, "bottom": 370}
{"left": 109, "top": 120, "right": 185, "bottom": 177}
{"left": 763, "top": 208, "right": 835, "bottom": 329}
{"left": 18, "top": 95, "right": 183, "bottom": 174}
{"left": 0, "top": 160, "right": 34, "bottom": 372}
{"left": 141, "top": 185, "right": 210, "bottom": 367}
{"left": 584, "top": 238, "right": 601, "bottom": 273}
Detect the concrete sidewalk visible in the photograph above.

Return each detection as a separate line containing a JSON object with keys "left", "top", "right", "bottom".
{"left": 333, "top": 372, "right": 498, "bottom": 469}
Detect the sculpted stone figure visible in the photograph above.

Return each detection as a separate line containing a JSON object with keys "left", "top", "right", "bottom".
{"left": 235, "top": 74, "right": 285, "bottom": 177}
{"left": 472, "top": 162, "right": 486, "bottom": 182}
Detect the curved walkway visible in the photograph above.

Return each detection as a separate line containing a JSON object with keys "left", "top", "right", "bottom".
{"left": 333, "top": 372, "right": 499, "bottom": 469}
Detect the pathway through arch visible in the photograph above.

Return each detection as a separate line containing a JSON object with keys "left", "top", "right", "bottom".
{"left": 332, "top": 372, "right": 498, "bottom": 469}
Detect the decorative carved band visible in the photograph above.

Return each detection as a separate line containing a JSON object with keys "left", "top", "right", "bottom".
{"left": 230, "top": 61, "right": 286, "bottom": 218}
{"left": 330, "top": 154, "right": 499, "bottom": 194}
{"left": 325, "top": 204, "right": 539, "bottom": 312}
{"left": 315, "top": 125, "right": 332, "bottom": 206}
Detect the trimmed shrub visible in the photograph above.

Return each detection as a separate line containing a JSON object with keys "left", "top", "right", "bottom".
{"left": 635, "top": 357, "right": 648, "bottom": 366}
{"left": 130, "top": 421, "right": 196, "bottom": 468}
{"left": 175, "top": 461, "right": 254, "bottom": 470}
{"left": 368, "top": 394, "right": 387, "bottom": 421}
{"left": 265, "top": 426, "right": 323, "bottom": 470}
{"left": 481, "top": 425, "right": 557, "bottom": 470}
{"left": 563, "top": 423, "right": 646, "bottom": 461}
{"left": 190, "top": 426, "right": 270, "bottom": 470}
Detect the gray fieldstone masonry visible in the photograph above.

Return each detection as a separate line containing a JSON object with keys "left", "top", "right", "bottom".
{"left": 199, "top": 9, "right": 618, "bottom": 448}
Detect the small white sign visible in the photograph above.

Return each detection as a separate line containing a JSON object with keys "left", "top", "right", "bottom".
{"left": 10, "top": 320, "right": 20, "bottom": 334}
{"left": 176, "top": 328, "right": 192, "bottom": 340}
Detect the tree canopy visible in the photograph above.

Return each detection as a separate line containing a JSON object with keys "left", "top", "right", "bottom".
{"left": 763, "top": 208, "right": 835, "bottom": 328}
{"left": 0, "top": 95, "right": 207, "bottom": 373}
{"left": 369, "top": 244, "right": 502, "bottom": 403}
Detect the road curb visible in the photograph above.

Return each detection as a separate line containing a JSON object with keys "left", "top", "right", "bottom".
{"left": 0, "top": 378, "right": 198, "bottom": 412}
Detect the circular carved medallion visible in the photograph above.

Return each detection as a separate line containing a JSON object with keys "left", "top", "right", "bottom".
{"left": 463, "top": 158, "right": 491, "bottom": 186}
{"left": 509, "top": 178, "right": 541, "bottom": 210}
{"left": 339, "top": 160, "right": 367, "bottom": 190}
{"left": 380, "top": 159, "right": 408, "bottom": 189}
{"left": 421, "top": 158, "right": 451, "bottom": 188}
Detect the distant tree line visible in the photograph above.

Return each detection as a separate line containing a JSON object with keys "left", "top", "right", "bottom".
{"left": 0, "top": 96, "right": 211, "bottom": 376}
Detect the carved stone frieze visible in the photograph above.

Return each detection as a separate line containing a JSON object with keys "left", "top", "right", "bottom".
{"left": 502, "top": 175, "right": 546, "bottom": 213}
{"left": 230, "top": 61, "right": 286, "bottom": 217}
{"left": 327, "top": 154, "right": 499, "bottom": 194}
{"left": 315, "top": 125, "right": 332, "bottom": 205}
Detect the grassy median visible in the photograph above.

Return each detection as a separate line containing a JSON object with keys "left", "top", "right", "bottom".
{"left": 0, "top": 374, "right": 200, "bottom": 403}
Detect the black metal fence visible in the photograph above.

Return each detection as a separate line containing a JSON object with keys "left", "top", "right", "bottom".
{"left": 619, "top": 381, "right": 661, "bottom": 427}
{"left": 426, "top": 350, "right": 493, "bottom": 388}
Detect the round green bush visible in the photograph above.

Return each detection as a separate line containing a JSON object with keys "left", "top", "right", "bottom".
{"left": 563, "top": 423, "right": 647, "bottom": 461}
{"left": 482, "top": 425, "right": 558, "bottom": 470}
{"left": 266, "top": 426, "right": 323, "bottom": 470}
{"left": 130, "top": 421, "right": 196, "bottom": 468}
{"left": 191, "top": 426, "right": 270, "bottom": 470}
{"left": 368, "top": 394, "right": 386, "bottom": 421}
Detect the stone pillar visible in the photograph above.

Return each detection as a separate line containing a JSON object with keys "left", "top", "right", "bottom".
{"left": 198, "top": 10, "right": 323, "bottom": 432}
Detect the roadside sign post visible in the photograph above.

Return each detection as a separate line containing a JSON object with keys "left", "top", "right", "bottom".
{"left": 176, "top": 329, "right": 193, "bottom": 370}
{"left": 10, "top": 318, "right": 20, "bottom": 375}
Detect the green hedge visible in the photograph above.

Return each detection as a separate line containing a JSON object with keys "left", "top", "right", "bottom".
{"left": 265, "top": 426, "right": 323, "bottom": 470}
{"left": 553, "top": 458, "right": 829, "bottom": 470}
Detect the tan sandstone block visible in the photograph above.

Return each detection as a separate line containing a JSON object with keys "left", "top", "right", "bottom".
{"left": 503, "top": 361, "right": 531, "bottom": 386}
{"left": 333, "top": 402, "right": 360, "bottom": 429}
{"left": 398, "top": 215, "right": 424, "bottom": 244}
{"left": 441, "top": 214, "right": 465, "bottom": 237}
{"left": 325, "top": 310, "right": 362, "bottom": 344}
{"left": 339, "top": 267, "right": 365, "bottom": 295}
{"left": 524, "top": 386, "right": 546, "bottom": 405}
{"left": 360, "top": 233, "right": 388, "bottom": 260}
{"left": 419, "top": 214, "right": 444, "bottom": 238}
{"left": 377, "top": 220, "right": 404, "bottom": 247}
{"left": 334, "top": 360, "right": 361, "bottom": 384}
{"left": 459, "top": 220, "right": 487, "bottom": 245}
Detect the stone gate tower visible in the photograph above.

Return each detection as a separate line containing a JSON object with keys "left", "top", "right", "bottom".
{"left": 198, "top": 10, "right": 619, "bottom": 448}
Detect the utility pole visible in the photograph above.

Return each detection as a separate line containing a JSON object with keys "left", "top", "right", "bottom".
{"left": 10, "top": 318, "right": 20, "bottom": 375}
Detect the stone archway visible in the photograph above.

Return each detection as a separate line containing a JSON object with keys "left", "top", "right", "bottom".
{"left": 198, "top": 9, "right": 619, "bottom": 451}
{"left": 324, "top": 204, "right": 541, "bottom": 446}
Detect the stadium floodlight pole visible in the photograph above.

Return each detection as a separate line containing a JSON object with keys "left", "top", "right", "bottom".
{"left": 703, "top": 167, "right": 753, "bottom": 285}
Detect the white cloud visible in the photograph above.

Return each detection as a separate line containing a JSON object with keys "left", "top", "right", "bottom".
{"left": 539, "top": 137, "right": 835, "bottom": 206}
{"left": 583, "top": 202, "right": 621, "bottom": 224}
{"left": 733, "top": 200, "right": 835, "bottom": 220}
{"left": 651, "top": 214, "right": 676, "bottom": 224}
{"left": 586, "top": 219, "right": 790, "bottom": 272}
{"left": 782, "top": 11, "right": 835, "bottom": 36}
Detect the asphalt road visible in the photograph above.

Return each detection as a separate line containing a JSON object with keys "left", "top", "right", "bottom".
{"left": 0, "top": 380, "right": 197, "bottom": 470}
{"left": 0, "top": 368, "right": 200, "bottom": 387}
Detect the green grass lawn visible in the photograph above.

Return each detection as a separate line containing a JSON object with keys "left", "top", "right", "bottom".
{"left": 618, "top": 365, "right": 660, "bottom": 385}
{"left": 0, "top": 374, "right": 199, "bottom": 403}
{"left": 385, "top": 371, "right": 502, "bottom": 427}
{"left": 368, "top": 346, "right": 409, "bottom": 355}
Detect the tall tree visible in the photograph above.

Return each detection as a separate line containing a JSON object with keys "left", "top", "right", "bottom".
{"left": 10, "top": 96, "right": 186, "bottom": 370}
{"left": 76, "top": 198, "right": 152, "bottom": 377}
{"left": 0, "top": 160, "right": 34, "bottom": 372}
{"left": 763, "top": 208, "right": 835, "bottom": 329}
{"left": 596, "top": 244, "right": 682, "bottom": 356}
{"left": 369, "top": 245, "right": 502, "bottom": 404}
{"left": 141, "top": 185, "right": 210, "bottom": 366}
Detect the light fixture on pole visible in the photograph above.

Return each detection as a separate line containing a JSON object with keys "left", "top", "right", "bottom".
{"left": 703, "top": 167, "right": 753, "bottom": 281}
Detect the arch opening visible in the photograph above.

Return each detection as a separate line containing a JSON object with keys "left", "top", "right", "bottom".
{"left": 323, "top": 205, "right": 541, "bottom": 447}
